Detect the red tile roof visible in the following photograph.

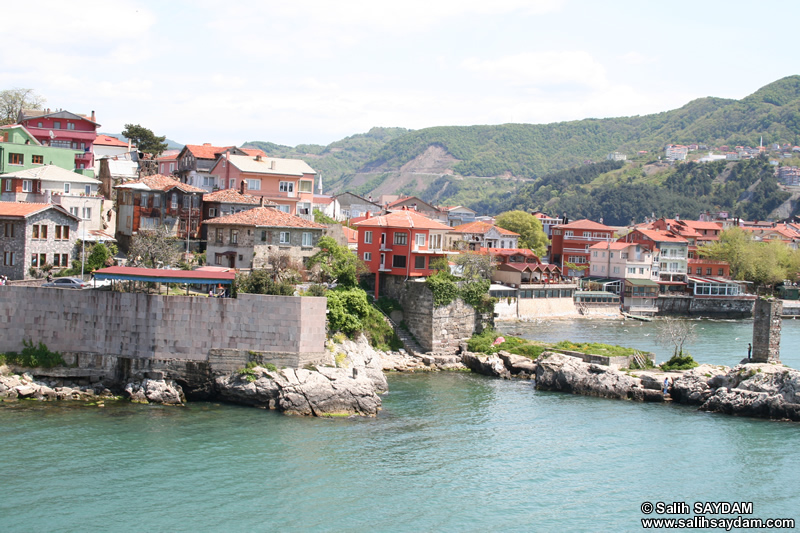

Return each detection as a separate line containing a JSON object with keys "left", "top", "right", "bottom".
{"left": 184, "top": 144, "right": 234, "bottom": 160}
{"left": 342, "top": 226, "right": 358, "bottom": 244}
{"left": 0, "top": 201, "right": 77, "bottom": 220}
{"left": 94, "top": 134, "right": 131, "bottom": 148}
{"left": 241, "top": 148, "right": 267, "bottom": 158}
{"left": 203, "top": 189, "right": 263, "bottom": 204}
{"left": 452, "top": 220, "right": 519, "bottom": 236}
{"left": 632, "top": 229, "right": 688, "bottom": 243}
{"left": 203, "top": 207, "right": 327, "bottom": 229}
{"left": 353, "top": 209, "right": 452, "bottom": 230}
{"left": 117, "top": 174, "right": 206, "bottom": 194}
{"left": 553, "top": 218, "right": 615, "bottom": 231}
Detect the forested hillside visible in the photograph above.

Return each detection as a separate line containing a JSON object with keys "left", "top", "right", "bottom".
{"left": 242, "top": 76, "right": 800, "bottom": 219}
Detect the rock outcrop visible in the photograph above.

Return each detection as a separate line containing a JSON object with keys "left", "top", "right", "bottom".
{"left": 535, "top": 352, "right": 664, "bottom": 402}
{"left": 461, "top": 352, "right": 511, "bottom": 379}
{"left": 124, "top": 379, "right": 186, "bottom": 406}
{"left": 215, "top": 366, "right": 382, "bottom": 417}
{"left": 0, "top": 372, "right": 116, "bottom": 401}
{"left": 697, "top": 364, "right": 800, "bottom": 421}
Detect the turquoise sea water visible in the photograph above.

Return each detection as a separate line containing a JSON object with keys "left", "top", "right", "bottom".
{"left": 2, "top": 320, "right": 799, "bottom": 532}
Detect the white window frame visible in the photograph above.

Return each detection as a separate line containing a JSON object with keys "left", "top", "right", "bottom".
{"left": 299, "top": 180, "right": 313, "bottom": 193}
{"left": 82, "top": 207, "right": 91, "bottom": 220}
{"left": 280, "top": 231, "right": 290, "bottom": 244}
{"left": 279, "top": 181, "right": 294, "bottom": 194}
{"left": 208, "top": 208, "right": 217, "bottom": 217}
{"left": 364, "top": 252, "right": 371, "bottom": 261}
{"left": 22, "top": 180, "right": 32, "bottom": 193}
{"left": 278, "top": 205, "right": 290, "bottom": 213}
{"left": 364, "top": 231, "right": 372, "bottom": 244}
{"left": 415, "top": 233, "right": 426, "bottom": 248}
{"left": 4, "top": 179, "right": 11, "bottom": 192}
{"left": 302, "top": 232, "right": 312, "bottom": 247}
{"left": 229, "top": 178, "right": 235, "bottom": 189}
{"left": 246, "top": 179, "right": 261, "bottom": 191}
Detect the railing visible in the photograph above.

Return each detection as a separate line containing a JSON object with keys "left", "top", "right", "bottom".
{"left": 563, "top": 235, "right": 612, "bottom": 242}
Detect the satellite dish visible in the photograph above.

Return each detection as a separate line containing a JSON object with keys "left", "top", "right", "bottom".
{"left": 49, "top": 130, "right": 55, "bottom": 139}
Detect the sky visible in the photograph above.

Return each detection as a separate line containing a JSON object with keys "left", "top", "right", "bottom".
{"left": 4, "top": 0, "right": 799, "bottom": 148}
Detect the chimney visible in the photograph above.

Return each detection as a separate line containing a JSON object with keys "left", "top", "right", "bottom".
{"left": 365, "top": 212, "right": 371, "bottom": 219}
{"left": 91, "top": 110, "right": 96, "bottom": 122}
{"left": 240, "top": 180, "right": 246, "bottom": 194}
{"left": 255, "top": 154, "right": 262, "bottom": 161}
{"left": 270, "top": 160, "right": 276, "bottom": 169}
{"left": 259, "top": 197, "right": 264, "bottom": 207}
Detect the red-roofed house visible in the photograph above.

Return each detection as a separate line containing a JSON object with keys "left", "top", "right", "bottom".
{"left": 115, "top": 174, "right": 206, "bottom": 248}
{"left": 354, "top": 209, "right": 458, "bottom": 298}
{"left": 176, "top": 143, "right": 237, "bottom": 192}
{"left": 621, "top": 228, "right": 689, "bottom": 287}
{"left": 550, "top": 219, "right": 615, "bottom": 277}
{"left": 0, "top": 201, "right": 80, "bottom": 279}
{"left": 447, "top": 221, "right": 519, "bottom": 251}
{"left": 384, "top": 196, "right": 446, "bottom": 223}
{"left": 209, "top": 153, "right": 317, "bottom": 218}
{"left": 204, "top": 206, "right": 327, "bottom": 268}
{"left": 16, "top": 109, "right": 99, "bottom": 175}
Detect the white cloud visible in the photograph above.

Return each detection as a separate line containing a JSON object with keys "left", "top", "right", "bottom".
{"left": 621, "top": 51, "right": 658, "bottom": 65}
{"left": 462, "top": 51, "right": 608, "bottom": 89}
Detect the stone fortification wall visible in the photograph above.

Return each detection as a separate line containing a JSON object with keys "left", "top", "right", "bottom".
{"left": 400, "top": 281, "right": 477, "bottom": 353}
{"left": 688, "top": 297, "right": 754, "bottom": 317}
{"left": 656, "top": 296, "right": 691, "bottom": 315}
{"left": 0, "top": 287, "right": 326, "bottom": 368}
{"left": 752, "top": 298, "right": 782, "bottom": 363}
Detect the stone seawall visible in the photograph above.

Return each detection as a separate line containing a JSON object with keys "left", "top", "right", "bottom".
{"left": 400, "top": 280, "right": 478, "bottom": 353}
{"left": 0, "top": 287, "right": 327, "bottom": 369}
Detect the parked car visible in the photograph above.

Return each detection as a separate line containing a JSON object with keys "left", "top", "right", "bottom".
{"left": 42, "top": 277, "right": 91, "bottom": 289}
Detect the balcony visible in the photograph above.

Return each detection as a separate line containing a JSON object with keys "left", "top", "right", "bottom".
{"left": 379, "top": 243, "right": 392, "bottom": 252}
{"left": 563, "top": 235, "right": 612, "bottom": 243}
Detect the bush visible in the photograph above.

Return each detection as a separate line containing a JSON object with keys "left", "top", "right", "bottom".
{"left": 509, "top": 344, "right": 547, "bottom": 358}
{"left": 660, "top": 353, "right": 699, "bottom": 371}
{"left": 0, "top": 340, "right": 64, "bottom": 368}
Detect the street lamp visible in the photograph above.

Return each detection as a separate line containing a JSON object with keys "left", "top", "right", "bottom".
{"left": 80, "top": 199, "right": 88, "bottom": 279}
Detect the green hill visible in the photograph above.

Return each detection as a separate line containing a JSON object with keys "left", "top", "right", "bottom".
{"left": 242, "top": 76, "right": 800, "bottom": 218}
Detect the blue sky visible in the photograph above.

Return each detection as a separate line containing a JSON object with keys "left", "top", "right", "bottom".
{"left": 4, "top": 0, "right": 798, "bottom": 147}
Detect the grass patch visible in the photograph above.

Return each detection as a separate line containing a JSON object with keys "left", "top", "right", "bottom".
{"left": 552, "top": 341, "right": 635, "bottom": 357}
{"left": 660, "top": 353, "right": 699, "bottom": 371}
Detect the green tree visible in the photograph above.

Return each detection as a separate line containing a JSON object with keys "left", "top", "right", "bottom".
{"left": 122, "top": 123, "right": 169, "bottom": 157}
{"left": 494, "top": 210, "right": 549, "bottom": 256}
{"left": 306, "top": 236, "right": 367, "bottom": 288}
{"left": 1, "top": 88, "right": 45, "bottom": 125}
{"left": 453, "top": 251, "right": 496, "bottom": 280}
{"left": 86, "top": 243, "right": 111, "bottom": 272}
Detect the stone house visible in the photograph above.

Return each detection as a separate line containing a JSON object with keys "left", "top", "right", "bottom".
{"left": 115, "top": 174, "right": 206, "bottom": 249}
{"left": 0, "top": 201, "right": 80, "bottom": 280}
{"left": 204, "top": 206, "right": 327, "bottom": 269}
{"left": 175, "top": 143, "right": 237, "bottom": 192}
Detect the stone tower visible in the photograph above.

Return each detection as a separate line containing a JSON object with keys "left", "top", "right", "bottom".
{"left": 752, "top": 298, "right": 782, "bottom": 363}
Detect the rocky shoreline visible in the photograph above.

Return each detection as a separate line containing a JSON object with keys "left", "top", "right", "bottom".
{"left": 463, "top": 350, "right": 800, "bottom": 421}
{"left": 4, "top": 341, "right": 800, "bottom": 422}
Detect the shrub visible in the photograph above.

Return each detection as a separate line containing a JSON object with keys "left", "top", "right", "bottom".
{"left": 0, "top": 340, "right": 64, "bottom": 368}
{"left": 509, "top": 344, "right": 547, "bottom": 358}
{"left": 660, "top": 353, "right": 699, "bottom": 371}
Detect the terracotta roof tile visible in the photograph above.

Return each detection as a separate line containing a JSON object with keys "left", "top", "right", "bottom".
{"left": 184, "top": 144, "right": 234, "bottom": 160}
{"left": 94, "top": 134, "right": 131, "bottom": 148}
{"left": 0, "top": 201, "right": 77, "bottom": 220}
{"left": 116, "top": 174, "right": 206, "bottom": 193}
{"left": 203, "top": 207, "right": 327, "bottom": 229}
{"left": 353, "top": 209, "right": 452, "bottom": 230}
{"left": 202, "top": 189, "right": 263, "bottom": 205}
{"left": 633, "top": 229, "right": 688, "bottom": 243}
{"left": 553, "top": 218, "right": 615, "bottom": 231}
{"left": 452, "top": 221, "right": 520, "bottom": 236}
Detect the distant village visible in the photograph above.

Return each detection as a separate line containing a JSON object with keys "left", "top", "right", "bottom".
{"left": 3, "top": 107, "right": 800, "bottom": 320}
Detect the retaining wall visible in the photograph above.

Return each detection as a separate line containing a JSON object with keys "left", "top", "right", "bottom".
{"left": 0, "top": 287, "right": 327, "bottom": 370}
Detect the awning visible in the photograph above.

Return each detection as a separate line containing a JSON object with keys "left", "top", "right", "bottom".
{"left": 94, "top": 266, "right": 235, "bottom": 285}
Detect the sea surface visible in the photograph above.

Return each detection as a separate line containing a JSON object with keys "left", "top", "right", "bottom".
{"left": 1, "top": 319, "right": 799, "bottom": 532}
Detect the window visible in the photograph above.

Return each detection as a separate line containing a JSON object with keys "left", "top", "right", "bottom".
{"left": 32, "top": 155, "right": 43, "bottom": 165}
{"left": 208, "top": 208, "right": 217, "bottom": 218}
{"left": 628, "top": 267, "right": 636, "bottom": 274}
{"left": 297, "top": 202, "right": 311, "bottom": 215}
{"left": 279, "top": 181, "right": 294, "bottom": 194}
{"left": 696, "top": 267, "right": 702, "bottom": 275}
{"left": 3, "top": 179, "right": 9, "bottom": 192}
{"left": 415, "top": 256, "right": 426, "bottom": 269}
{"left": 9, "top": 153, "right": 23, "bottom": 165}
{"left": 153, "top": 195, "right": 161, "bottom": 208}
{"left": 392, "top": 255, "right": 407, "bottom": 268}
{"left": 140, "top": 192, "right": 149, "bottom": 208}
{"left": 393, "top": 232, "right": 407, "bottom": 245}
{"left": 261, "top": 230, "right": 267, "bottom": 242}
{"left": 302, "top": 232, "right": 312, "bottom": 247}
{"left": 639, "top": 268, "right": 645, "bottom": 275}
{"left": 69, "top": 206, "right": 79, "bottom": 217}
{"left": 229, "top": 178, "right": 235, "bottom": 189}
{"left": 53, "top": 121, "right": 61, "bottom": 129}
{"left": 246, "top": 179, "right": 261, "bottom": 190}
{"left": 564, "top": 230, "right": 574, "bottom": 238}
{"left": 280, "top": 231, "right": 290, "bottom": 244}
{"left": 82, "top": 207, "right": 91, "bottom": 220}
{"left": 415, "top": 233, "right": 426, "bottom": 248}
{"left": 364, "top": 252, "right": 371, "bottom": 261}
{"left": 216, "top": 229, "right": 223, "bottom": 243}
{"left": 718, "top": 268, "right": 724, "bottom": 276}
{"left": 85, "top": 185, "right": 91, "bottom": 196}
{"left": 67, "top": 122, "right": 75, "bottom": 130}
{"left": 55, "top": 225, "right": 68, "bottom": 240}
{"left": 203, "top": 176, "right": 215, "bottom": 187}
{"left": 170, "top": 163, "right": 175, "bottom": 173}
{"left": 171, "top": 193, "right": 178, "bottom": 209}
{"left": 706, "top": 268, "right": 712, "bottom": 276}
{"left": 231, "top": 230, "right": 239, "bottom": 244}
{"left": 613, "top": 266, "right": 619, "bottom": 274}
{"left": 4, "top": 222, "right": 15, "bottom": 237}
{"left": 64, "top": 183, "right": 71, "bottom": 194}
{"left": 31, "top": 254, "right": 38, "bottom": 267}
{"left": 364, "top": 231, "right": 373, "bottom": 244}
{"left": 430, "top": 233, "right": 442, "bottom": 250}
{"left": 278, "top": 205, "right": 290, "bottom": 213}
{"left": 183, "top": 196, "right": 190, "bottom": 208}
{"left": 32, "top": 225, "right": 47, "bottom": 239}
{"left": 299, "top": 180, "right": 313, "bottom": 193}
{"left": 3, "top": 251, "right": 15, "bottom": 266}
